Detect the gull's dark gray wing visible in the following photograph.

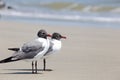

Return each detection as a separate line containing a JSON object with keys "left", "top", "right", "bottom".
{"left": 0, "top": 40, "right": 45, "bottom": 63}
{"left": 12, "top": 40, "right": 45, "bottom": 60}
{"left": 22, "top": 40, "right": 43, "bottom": 53}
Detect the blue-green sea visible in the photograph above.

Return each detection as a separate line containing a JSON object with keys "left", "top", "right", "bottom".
{"left": 0, "top": 0, "right": 120, "bottom": 27}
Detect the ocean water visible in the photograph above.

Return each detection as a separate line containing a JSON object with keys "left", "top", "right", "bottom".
{"left": 0, "top": 0, "right": 120, "bottom": 28}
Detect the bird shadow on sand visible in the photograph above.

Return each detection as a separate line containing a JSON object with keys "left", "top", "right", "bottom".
{"left": 1, "top": 72, "right": 42, "bottom": 74}
{"left": 5, "top": 69, "right": 53, "bottom": 71}
{"left": 0, "top": 69, "right": 53, "bottom": 74}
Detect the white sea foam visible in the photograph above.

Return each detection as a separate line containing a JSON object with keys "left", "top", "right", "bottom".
{"left": 0, "top": 9, "right": 120, "bottom": 23}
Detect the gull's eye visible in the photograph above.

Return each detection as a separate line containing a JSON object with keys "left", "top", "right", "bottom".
{"left": 42, "top": 32, "right": 45, "bottom": 35}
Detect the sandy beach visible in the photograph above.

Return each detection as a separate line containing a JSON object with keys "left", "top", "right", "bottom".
{"left": 0, "top": 21, "right": 120, "bottom": 80}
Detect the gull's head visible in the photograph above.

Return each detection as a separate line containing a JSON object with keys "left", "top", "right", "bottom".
{"left": 37, "top": 29, "right": 51, "bottom": 39}
{"left": 52, "top": 33, "right": 66, "bottom": 40}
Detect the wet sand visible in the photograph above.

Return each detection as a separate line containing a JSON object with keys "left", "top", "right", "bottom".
{"left": 0, "top": 21, "right": 120, "bottom": 80}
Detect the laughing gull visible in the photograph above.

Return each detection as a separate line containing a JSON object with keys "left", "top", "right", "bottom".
{"left": 8, "top": 32, "right": 66, "bottom": 71}
{"left": 0, "top": 29, "right": 51, "bottom": 74}
{"left": 42, "top": 32, "right": 66, "bottom": 71}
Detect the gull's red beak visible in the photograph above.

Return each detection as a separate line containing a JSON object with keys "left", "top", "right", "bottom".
{"left": 47, "top": 34, "right": 52, "bottom": 37}
{"left": 61, "top": 36, "right": 67, "bottom": 39}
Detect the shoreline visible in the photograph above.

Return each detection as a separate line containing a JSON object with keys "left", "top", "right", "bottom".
{"left": 1, "top": 19, "right": 120, "bottom": 29}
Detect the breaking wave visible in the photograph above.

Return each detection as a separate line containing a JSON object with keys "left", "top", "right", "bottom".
{"left": 0, "top": 9, "right": 120, "bottom": 23}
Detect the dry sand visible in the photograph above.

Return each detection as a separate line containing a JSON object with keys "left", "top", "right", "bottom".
{"left": 0, "top": 21, "right": 120, "bottom": 80}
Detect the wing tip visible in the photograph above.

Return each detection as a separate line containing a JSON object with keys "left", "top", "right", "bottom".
{"left": 8, "top": 48, "right": 19, "bottom": 51}
{"left": 0, "top": 57, "right": 19, "bottom": 63}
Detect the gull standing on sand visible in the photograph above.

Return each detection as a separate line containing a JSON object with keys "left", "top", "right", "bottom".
{"left": 42, "top": 32, "right": 66, "bottom": 71}
{"left": 7, "top": 32, "right": 66, "bottom": 71}
{"left": 0, "top": 29, "right": 51, "bottom": 74}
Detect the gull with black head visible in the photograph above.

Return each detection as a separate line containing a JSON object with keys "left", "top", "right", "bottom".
{"left": 43, "top": 32, "right": 66, "bottom": 71}
{"left": 0, "top": 29, "right": 51, "bottom": 74}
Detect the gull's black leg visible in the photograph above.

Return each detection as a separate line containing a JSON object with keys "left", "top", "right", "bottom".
{"left": 32, "top": 61, "right": 34, "bottom": 74}
{"left": 43, "top": 58, "right": 46, "bottom": 71}
{"left": 35, "top": 61, "right": 37, "bottom": 74}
